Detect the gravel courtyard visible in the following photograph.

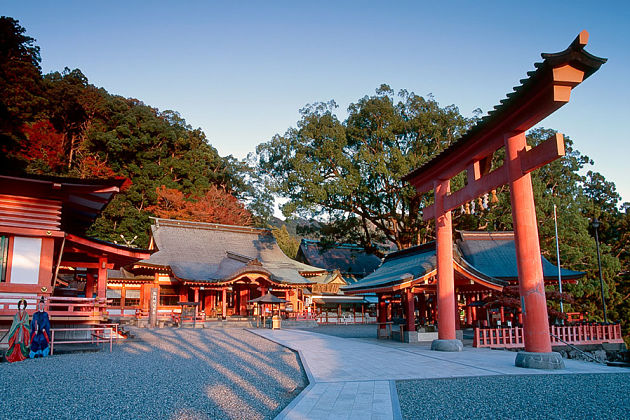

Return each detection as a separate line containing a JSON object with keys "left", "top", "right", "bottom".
{"left": 397, "top": 372, "right": 630, "bottom": 420}
{"left": 0, "top": 328, "right": 306, "bottom": 419}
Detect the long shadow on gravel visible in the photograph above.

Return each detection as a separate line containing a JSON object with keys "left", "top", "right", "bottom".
{"left": 0, "top": 328, "right": 307, "bottom": 420}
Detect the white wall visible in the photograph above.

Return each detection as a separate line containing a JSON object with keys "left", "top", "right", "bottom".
{"left": 10, "top": 237, "right": 42, "bottom": 284}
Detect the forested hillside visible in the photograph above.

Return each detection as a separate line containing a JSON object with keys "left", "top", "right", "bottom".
{"left": 0, "top": 17, "right": 270, "bottom": 247}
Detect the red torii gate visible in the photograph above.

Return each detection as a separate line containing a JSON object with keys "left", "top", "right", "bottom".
{"left": 403, "top": 31, "right": 606, "bottom": 369}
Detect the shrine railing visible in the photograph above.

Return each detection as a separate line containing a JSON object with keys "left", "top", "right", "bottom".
{"left": 0, "top": 295, "right": 108, "bottom": 319}
{"left": 474, "top": 324, "right": 624, "bottom": 348}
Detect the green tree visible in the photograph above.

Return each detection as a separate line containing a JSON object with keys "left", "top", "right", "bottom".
{"left": 257, "top": 85, "right": 470, "bottom": 255}
{"left": 0, "top": 16, "right": 46, "bottom": 173}
{"left": 272, "top": 225, "right": 300, "bottom": 259}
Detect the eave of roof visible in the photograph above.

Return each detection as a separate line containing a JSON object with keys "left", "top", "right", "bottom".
{"left": 0, "top": 174, "right": 129, "bottom": 234}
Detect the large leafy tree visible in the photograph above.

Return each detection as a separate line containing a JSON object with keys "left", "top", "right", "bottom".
{"left": 257, "top": 85, "right": 470, "bottom": 254}
{"left": 145, "top": 185, "right": 252, "bottom": 226}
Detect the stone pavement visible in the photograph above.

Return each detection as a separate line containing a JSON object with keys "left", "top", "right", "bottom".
{"left": 250, "top": 328, "right": 627, "bottom": 420}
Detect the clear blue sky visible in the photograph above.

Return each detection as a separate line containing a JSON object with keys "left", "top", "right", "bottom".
{"left": 6, "top": 1, "right": 630, "bottom": 202}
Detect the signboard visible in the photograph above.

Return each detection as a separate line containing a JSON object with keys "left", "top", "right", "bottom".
{"left": 312, "top": 283, "right": 340, "bottom": 294}
{"left": 149, "top": 287, "right": 158, "bottom": 327}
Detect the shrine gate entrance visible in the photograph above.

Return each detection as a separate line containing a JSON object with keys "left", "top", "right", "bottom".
{"left": 403, "top": 31, "right": 606, "bottom": 369}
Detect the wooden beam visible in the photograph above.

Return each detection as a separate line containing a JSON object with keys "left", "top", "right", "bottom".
{"left": 0, "top": 226, "right": 64, "bottom": 238}
{"left": 422, "top": 133, "right": 565, "bottom": 221}
{"left": 60, "top": 261, "right": 115, "bottom": 269}
{"left": 521, "top": 133, "right": 565, "bottom": 174}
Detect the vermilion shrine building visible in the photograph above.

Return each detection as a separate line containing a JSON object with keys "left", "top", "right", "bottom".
{"left": 344, "top": 231, "right": 584, "bottom": 340}
{"left": 111, "top": 218, "right": 350, "bottom": 323}
{"left": 0, "top": 174, "right": 150, "bottom": 326}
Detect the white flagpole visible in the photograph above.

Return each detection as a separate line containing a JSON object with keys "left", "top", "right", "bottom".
{"left": 553, "top": 204, "right": 564, "bottom": 323}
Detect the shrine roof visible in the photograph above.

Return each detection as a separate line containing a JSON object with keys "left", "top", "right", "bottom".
{"left": 0, "top": 173, "right": 129, "bottom": 234}
{"left": 402, "top": 31, "right": 607, "bottom": 192}
{"left": 456, "top": 231, "right": 584, "bottom": 281}
{"left": 343, "top": 242, "right": 438, "bottom": 292}
{"left": 297, "top": 239, "right": 382, "bottom": 279}
{"left": 137, "top": 218, "right": 327, "bottom": 285}
{"left": 344, "top": 231, "right": 582, "bottom": 293}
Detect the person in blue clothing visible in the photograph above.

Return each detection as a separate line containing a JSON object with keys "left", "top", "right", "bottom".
{"left": 30, "top": 296, "right": 51, "bottom": 358}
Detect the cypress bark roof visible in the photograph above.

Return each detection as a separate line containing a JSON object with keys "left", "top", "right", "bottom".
{"left": 343, "top": 231, "right": 584, "bottom": 293}
{"left": 296, "top": 239, "right": 382, "bottom": 279}
{"left": 138, "top": 218, "right": 327, "bottom": 284}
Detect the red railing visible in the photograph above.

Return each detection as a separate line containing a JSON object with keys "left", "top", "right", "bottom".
{"left": 474, "top": 324, "right": 624, "bottom": 348}
{"left": 0, "top": 295, "right": 107, "bottom": 319}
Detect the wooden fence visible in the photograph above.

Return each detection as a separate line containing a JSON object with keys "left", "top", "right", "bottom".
{"left": 474, "top": 324, "right": 624, "bottom": 348}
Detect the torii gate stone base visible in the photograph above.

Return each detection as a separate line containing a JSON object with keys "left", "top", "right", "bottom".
{"left": 404, "top": 31, "right": 606, "bottom": 369}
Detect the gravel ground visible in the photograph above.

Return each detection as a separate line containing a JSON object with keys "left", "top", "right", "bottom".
{"left": 0, "top": 328, "right": 306, "bottom": 419}
{"left": 293, "top": 324, "right": 377, "bottom": 338}
{"left": 397, "top": 372, "right": 630, "bottom": 420}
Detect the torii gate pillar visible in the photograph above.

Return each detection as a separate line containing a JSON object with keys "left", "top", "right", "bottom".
{"left": 431, "top": 179, "right": 463, "bottom": 352}
{"left": 506, "top": 132, "right": 563, "bottom": 368}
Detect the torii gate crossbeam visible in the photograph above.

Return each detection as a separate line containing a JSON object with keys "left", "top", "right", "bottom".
{"left": 403, "top": 31, "right": 606, "bottom": 369}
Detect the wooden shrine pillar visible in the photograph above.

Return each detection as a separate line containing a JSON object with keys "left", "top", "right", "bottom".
{"left": 378, "top": 295, "right": 387, "bottom": 330}
{"left": 432, "top": 179, "right": 461, "bottom": 351}
{"left": 121, "top": 284, "right": 126, "bottom": 308}
{"left": 222, "top": 288, "right": 227, "bottom": 320}
{"left": 505, "top": 132, "right": 552, "bottom": 354}
{"left": 421, "top": 293, "right": 427, "bottom": 324}
{"left": 85, "top": 272, "right": 95, "bottom": 298}
{"left": 204, "top": 293, "right": 213, "bottom": 315}
{"left": 194, "top": 287, "right": 199, "bottom": 316}
{"left": 97, "top": 257, "right": 108, "bottom": 300}
{"left": 240, "top": 288, "right": 249, "bottom": 316}
{"left": 465, "top": 295, "right": 472, "bottom": 326}
{"left": 405, "top": 288, "right": 415, "bottom": 332}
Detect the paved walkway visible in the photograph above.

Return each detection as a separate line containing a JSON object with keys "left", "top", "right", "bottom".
{"left": 250, "top": 328, "right": 628, "bottom": 420}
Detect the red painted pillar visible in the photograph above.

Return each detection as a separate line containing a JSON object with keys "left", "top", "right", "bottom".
{"left": 222, "top": 288, "right": 227, "bottom": 319}
{"left": 85, "top": 272, "right": 95, "bottom": 298}
{"left": 194, "top": 287, "right": 199, "bottom": 316}
{"left": 378, "top": 295, "right": 387, "bottom": 330}
{"left": 465, "top": 295, "right": 472, "bottom": 326}
{"left": 97, "top": 257, "right": 108, "bottom": 300}
{"left": 505, "top": 132, "right": 552, "bottom": 353}
{"left": 434, "top": 179, "right": 456, "bottom": 340}
{"left": 417, "top": 293, "right": 426, "bottom": 324}
{"left": 405, "top": 288, "right": 416, "bottom": 332}
{"left": 240, "top": 288, "right": 248, "bottom": 315}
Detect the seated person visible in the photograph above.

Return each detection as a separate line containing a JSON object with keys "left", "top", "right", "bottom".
{"left": 6, "top": 298, "right": 30, "bottom": 363}
{"left": 30, "top": 296, "right": 51, "bottom": 358}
